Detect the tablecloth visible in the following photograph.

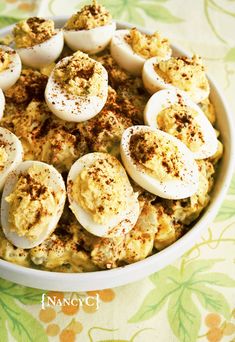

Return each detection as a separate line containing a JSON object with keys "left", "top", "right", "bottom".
{"left": 0, "top": 1, "right": 235, "bottom": 341}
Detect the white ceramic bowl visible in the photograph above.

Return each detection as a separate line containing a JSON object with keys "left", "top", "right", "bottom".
{"left": 0, "top": 18, "right": 234, "bottom": 291}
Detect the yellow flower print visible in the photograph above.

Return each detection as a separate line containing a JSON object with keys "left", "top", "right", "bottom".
{"left": 46, "top": 323, "right": 60, "bottom": 337}
{"left": 17, "top": 2, "right": 36, "bottom": 12}
{"left": 203, "top": 310, "right": 235, "bottom": 342}
{"left": 59, "top": 319, "right": 83, "bottom": 342}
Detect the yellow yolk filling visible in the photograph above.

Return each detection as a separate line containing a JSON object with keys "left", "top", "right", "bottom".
{"left": 154, "top": 55, "right": 209, "bottom": 94}
{"left": 0, "top": 49, "right": 11, "bottom": 72}
{"left": 157, "top": 103, "right": 204, "bottom": 152}
{"left": 71, "top": 155, "right": 130, "bottom": 224}
{"left": 130, "top": 131, "right": 184, "bottom": 181}
{"left": 64, "top": 1, "right": 112, "bottom": 30}
{"left": 54, "top": 51, "right": 105, "bottom": 96}
{"left": 13, "top": 17, "right": 55, "bottom": 48}
{"left": 125, "top": 28, "right": 171, "bottom": 59}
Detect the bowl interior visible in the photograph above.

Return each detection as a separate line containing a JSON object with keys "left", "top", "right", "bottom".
{"left": 0, "top": 18, "right": 234, "bottom": 291}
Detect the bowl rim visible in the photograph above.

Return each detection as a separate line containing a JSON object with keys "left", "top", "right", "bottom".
{"left": 0, "top": 18, "right": 234, "bottom": 291}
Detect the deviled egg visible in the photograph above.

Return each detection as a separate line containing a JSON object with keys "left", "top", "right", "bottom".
{"left": 1, "top": 161, "right": 66, "bottom": 248}
{"left": 110, "top": 28, "right": 171, "bottom": 76}
{"left": 64, "top": 1, "right": 116, "bottom": 54}
{"left": 120, "top": 126, "right": 199, "bottom": 199}
{"left": 0, "top": 127, "right": 23, "bottom": 190}
{"left": 67, "top": 152, "right": 140, "bottom": 237}
{"left": 13, "top": 17, "right": 64, "bottom": 68}
{"left": 0, "top": 45, "right": 21, "bottom": 90}
{"left": 142, "top": 55, "right": 210, "bottom": 103}
{"left": 45, "top": 51, "right": 108, "bottom": 122}
{"left": 144, "top": 89, "right": 218, "bottom": 159}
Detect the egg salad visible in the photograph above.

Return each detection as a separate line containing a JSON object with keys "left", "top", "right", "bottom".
{"left": 0, "top": 1, "right": 224, "bottom": 272}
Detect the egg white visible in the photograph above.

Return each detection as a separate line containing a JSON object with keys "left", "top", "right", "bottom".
{"left": 110, "top": 29, "right": 145, "bottom": 76}
{"left": 1, "top": 160, "right": 66, "bottom": 249}
{"left": 142, "top": 56, "right": 210, "bottom": 103}
{"left": 120, "top": 125, "right": 199, "bottom": 200}
{"left": 16, "top": 30, "right": 64, "bottom": 69}
{"left": 67, "top": 152, "right": 140, "bottom": 237}
{"left": 144, "top": 89, "right": 218, "bottom": 159}
{"left": 0, "top": 45, "right": 21, "bottom": 91}
{"left": 0, "top": 127, "right": 23, "bottom": 190}
{"left": 45, "top": 55, "right": 108, "bottom": 122}
{"left": 0, "top": 89, "right": 5, "bottom": 119}
{"left": 64, "top": 21, "right": 116, "bottom": 54}
{"left": 142, "top": 56, "right": 169, "bottom": 94}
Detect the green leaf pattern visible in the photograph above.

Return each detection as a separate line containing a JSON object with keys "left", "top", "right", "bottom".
{"left": 130, "top": 259, "right": 235, "bottom": 341}
{"left": 225, "top": 47, "right": 235, "bottom": 62}
{"left": 0, "top": 315, "right": 8, "bottom": 342}
{"left": 191, "top": 284, "right": 230, "bottom": 319}
{"left": 138, "top": 3, "right": 182, "bottom": 22}
{"left": 0, "top": 279, "right": 47, "bottom": 342}
{"left": 228, "top": 174, "right": 235, "bottom": 195}
{"left": 128, "top": 284, "right": 177, "bottom": 322}
{"left": 168, "top": 289, "right": 201, "bottom": 342}
{"left": 216, "top": 200, "right": 235, "bottom": 221}
{"left": 0, "top": 16, "right": 20, "bottom": 28}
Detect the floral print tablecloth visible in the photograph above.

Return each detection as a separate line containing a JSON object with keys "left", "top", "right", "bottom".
{"left": 0, "top": 1, "right": 235, "bottom": 341}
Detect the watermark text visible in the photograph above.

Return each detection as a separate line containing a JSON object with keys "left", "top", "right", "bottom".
{"left": 41, "top": 292, "right": 100, "bottom": 311}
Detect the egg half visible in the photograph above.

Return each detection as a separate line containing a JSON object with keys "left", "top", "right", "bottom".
{"left": 0, "top": 127, "right": 23, "bottom": 190}
{"left": 110, "top": 29, "right": 171, "bottom": 76}
{"left": 120, "top": 125, "right": 199, "bottom": 199}
{"left": 1, "top": 160, "right": 66, "bottom": 248}
{"left": 67, "top": 152, "right": 140, "bottom": 237}
{"left": 142, "top": 56, "right": 210, "bottom": 103}
{"left": 64, "top": 21, "right": 116, "bottom": 54}
{"left": 16, "top": 30, "right": 64, "bottom": 69}
{"left": 0, "top": 45, "right": 22, "bottom": 91}
{"left": 144, "top": 89, "right": 218, "bottom": 159}
{"left": 45, "top": 52, "right": 108, "bottom": 122}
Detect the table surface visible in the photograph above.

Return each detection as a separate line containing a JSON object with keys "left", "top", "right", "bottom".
{"left": 0, "top": 1, "right": 235, "bottom": 341}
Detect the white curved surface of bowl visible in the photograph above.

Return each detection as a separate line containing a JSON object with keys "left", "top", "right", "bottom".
{"left": 0, "top": 18, "right": 234, "bottom": 291}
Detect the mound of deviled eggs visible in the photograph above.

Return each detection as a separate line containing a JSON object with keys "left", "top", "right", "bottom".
{"left": 0, "top": 0, "right": 222, "bottom": 263}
